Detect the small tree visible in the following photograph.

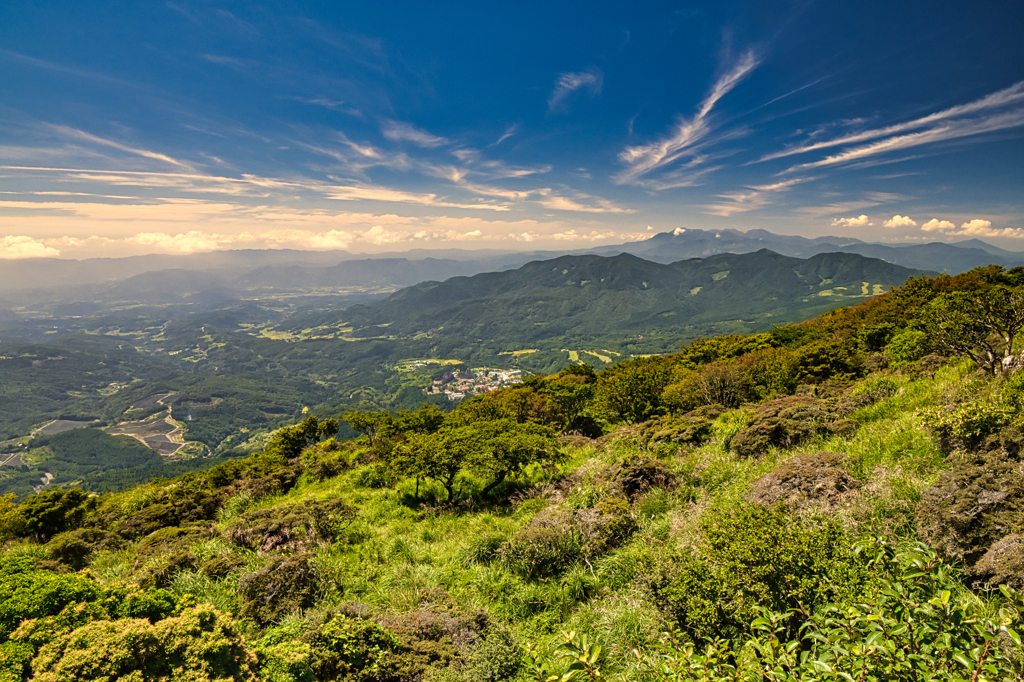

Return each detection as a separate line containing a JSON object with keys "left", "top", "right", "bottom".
{"left": 342, "top": 410, "right": 393, "bottom": 448}
{"left": 467, "top": 419, "right": 561, "bottom": 497}
{"left": 924, "top": 285, "right": 1024, "bottom": 375}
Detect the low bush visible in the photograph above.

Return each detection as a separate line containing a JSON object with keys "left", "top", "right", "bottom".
{"left": 237, "top": 554, "right": 321, "bottom": 627}
{"left": 745, "top": 452, "right": 861, "bottom": 512}
{"left": 28, "top": 605, "right": 258, "bottom": 682}
{"left": 45, "top": 528, "right": 125, "bottom": 569}
{"left": 635, "top": 406, "right": 725, "bottom": 449}
{"left": 225, "top": 499, "right": 357, "bottom": 553}
{"left": 971, "top": 534, "right": 1024, "bottom": 589}
{"left": 301, "top": 439, "right": 351, "bottom": 482}
{"left": 600, "top": 456, "right": 677, "bottom": 499}
{"left": 630, "top": 539, "right": 1024, "bottom": 681}
{"left": 916, "top": 451, "right": 1024, "bottom": 565}
{"left": 731, "top": 396, "right": 856, "bottom": 458}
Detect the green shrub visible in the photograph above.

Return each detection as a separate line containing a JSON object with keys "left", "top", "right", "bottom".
{"left": 28, "top": 605, "right": 258, "bottom": 681}
{"left": 225, "top": 499, "right": 356, "bottom": 553}
{"left": 373, "top": 611, "right": 483, "bottom": 682}
{"left": 730, "top": 396, "right": 854, "bottom": 458}
{"left": 0, "top": 558, "right": 102, "bottom": 639}
{"left": 922, "top": 398, "right": 1015, "bottom": 452}
{"left": 499, "top": 513, "right": 582, "bottom": 580}
{"left": 17, "top": 488, "right": 95, "bottom": 542}
{"left": 884, "top": 328, "right": 930, "bottom": 366}
{"left": 632, "top": 539, "right": 1024, "bottom": 681}
{"left": 45, "top": 528, "right": 125, "bottom": 570}
{"left": 256, "top": 639, "right": 315, "bottom": 682}
{"left": 636, "top": 406, "right": 724, "bottom": 449}
{"left": 310, "top": 614, "right": 398, "bottom": 680}
{"left": 650, "top": 505, "right": 868, "bottom": 642}
{"left": 301, "top": 439, "right": 351, "bottom": 482}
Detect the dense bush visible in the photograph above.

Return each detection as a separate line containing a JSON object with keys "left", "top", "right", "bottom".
{"left": 226, "top": 499, "right": 357, "bottom": 553}
{"left": 635, "top": 406, "right": 724, "bottom": 449}
{"left": 238, "top": 553, "right": 322, "bottom": 626}
{"left": 599, "top": 456, "right": 677, "bottom": 500}
{"left": 916, "top": 451, "right": 1024, "bottom": 565}
{"left": 971, "top": 534, "right": 1024, "bottom": 590}
{"left": 45, "top": 528, "right": 125, "bottom": 570}
{"left": 730, "top": 396, "right": 856, "bottom": 457}
{"left": 28, "top": 605, "right": 258, "bottom": 682}
{"left": 629, "top": 539, "right": 1024, "bottom": 681}
{"left": 649, "top": 505, "right": 868, "bottom": 642}
{"left": 745, "top": 451, "right": 861, "bottom": 512}
{"left": 498, "top": 508, "right": 583, "bottom": 580}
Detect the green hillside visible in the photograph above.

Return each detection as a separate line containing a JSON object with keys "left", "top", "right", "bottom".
{"left": 285, "top": 250, "right": 929, "bottom": 348}
{"left": 0, "top": 265, "right": 1022, "bottom": 680}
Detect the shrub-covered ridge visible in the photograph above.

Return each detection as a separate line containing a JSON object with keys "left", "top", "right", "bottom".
{"left": 0, "top": 265, "right": 1022, "bottom": 680}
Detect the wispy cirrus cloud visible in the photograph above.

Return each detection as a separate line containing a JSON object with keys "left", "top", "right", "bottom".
{"left": 380, "top": 119, "right": 449, "bottom": 147}
{"left": 548, "top": 68, "right": 603, "bottom": 113}
{"left": 615, "top": 51, "right": 760, "bottom": 188}
{"left": 702, "top": 176, "right": 806, "bottom": 217}
{"left": 761, "top": 81, "right": 1024, "bottom": 174}
{"left": 46, "top": 125, "right": 193, "bottom": 169}
{"left": 763, "top": 81, "right": 1024, "bottom": 163}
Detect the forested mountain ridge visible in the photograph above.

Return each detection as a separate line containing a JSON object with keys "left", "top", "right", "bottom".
{"left": 283, "top": 250, "right": 931, "bottom": 344}
{"left": 1, "top": 264, "right": 1023, "bottom": 680}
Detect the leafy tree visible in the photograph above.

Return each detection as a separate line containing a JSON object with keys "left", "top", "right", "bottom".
{"left": 265, "top": 416, "right": 339, "bottom": 460}
{"left": 923, "top": 285, "right": 1024, "bottom": 374}
{"left": 594, "top": 357, "right": 673, "bottom": 424}
{"left": 343, "top": 410, "right": 393, "bottom": 448}
{"left": 391, "top": 426, "right": 481, "bottom": 503}
{"left": 466, "top": 419, "right": 561, "bottom": 497}
{"left": 538, "top": 367, "right": 596, "bottom": 432}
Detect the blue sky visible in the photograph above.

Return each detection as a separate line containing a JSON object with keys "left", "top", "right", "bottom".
{"left": 1, "top": 0, "right": 1023, "bottom": 258}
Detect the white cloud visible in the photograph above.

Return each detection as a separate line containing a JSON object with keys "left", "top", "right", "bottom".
{"left": 0, "top": 235, "right": 61, "bottom": 259}
{"left": 914, "top": 217, "right": 1024, "bottom": 239}
{"left": 960, "top": 219, "right": 993, "bottom": 233}
{"left": 921, "top": 218, "right": 956, "bottom": 232}
{"left": 548, "top": 68, "right": 603, "bottom": 112}
{"left": 831, "top": 215, "right": 873, "bottom": 227}
{"left": 132, "top": 231, "right": 219, "bottom": 253}
{"left": 380, "top": 120, "right": 448, "bottom": 148}
{"left": 883, "top": 215, "right": 917, "bottom": 228}
{"left": 616, "top": 51, "right": 759, "bottom": 187}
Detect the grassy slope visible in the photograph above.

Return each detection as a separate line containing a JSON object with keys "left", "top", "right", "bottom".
{"left": 46, "top": 360, "right": 972, "bottom": 680}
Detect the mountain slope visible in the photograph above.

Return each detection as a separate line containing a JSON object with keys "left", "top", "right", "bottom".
{"left": 281, "top": 250, "right": 932, "bottom": 346}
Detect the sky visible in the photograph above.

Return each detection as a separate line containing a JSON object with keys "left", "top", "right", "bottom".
{"left": 1, "top": 0, "right": 1023, "bottom": 259}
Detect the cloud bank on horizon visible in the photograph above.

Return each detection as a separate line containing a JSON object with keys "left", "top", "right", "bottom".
{"left": 0, "top": 0, "right": 1022, "bottom": 258}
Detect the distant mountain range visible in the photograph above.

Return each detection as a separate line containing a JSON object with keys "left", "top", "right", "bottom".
{"left": 0, "top": 228, "right": 1019, "bottom": 311}
{"left": 277, "top": 250, "right": 934, "bottom": 349}
{"left": 595, "top": 228, "right": 1024, "bottom": 273}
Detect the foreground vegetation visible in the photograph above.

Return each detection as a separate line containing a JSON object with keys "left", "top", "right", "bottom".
{"left": 0, "top": 266, "right": 1022, "bottom": 680}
